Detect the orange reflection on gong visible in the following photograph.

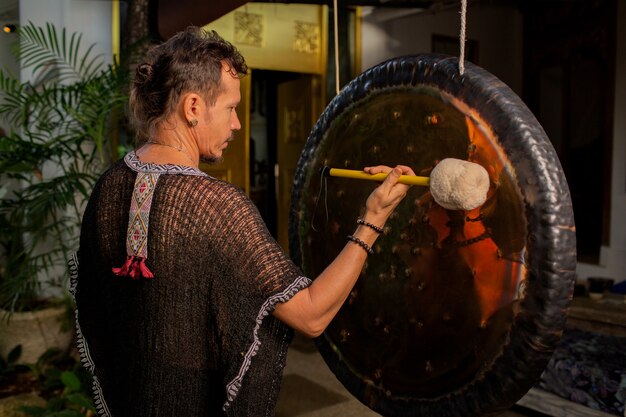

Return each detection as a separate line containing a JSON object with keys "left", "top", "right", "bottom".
{"left": 422, "top": 116, "right": 526, "bottom": 327}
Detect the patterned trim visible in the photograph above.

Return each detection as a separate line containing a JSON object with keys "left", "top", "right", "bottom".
{"left": 127, "top": 173, "right": 160, "bottom": 258}
{"left": 68, "top": 253, "right": 79, "bottom": 296}
{"left": 124, "top": 151, "right": 209, "bottom": 176}
{"left": 68, "top": 252, "right": 112, "bottom": 417}
{"left": 223, "top": 275, "right": 313, "bottom": 411}
{"left": 116, "top": 151, "right": 211, "bottom": 279}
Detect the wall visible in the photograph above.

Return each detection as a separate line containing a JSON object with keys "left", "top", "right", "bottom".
{"left": 361, "top": 3, "right": 626, "bottom": 284}
{"left": 19, "top": 0, "right": 113, "bottom": 82}
{"left": 1, "top": 0, "right": 112, "bottom": 127}
{"left": 2, "top": 0, "right": 112, "bottom": 127}
{"left": 361, "top": 4, "right": 523, "bottom": 95}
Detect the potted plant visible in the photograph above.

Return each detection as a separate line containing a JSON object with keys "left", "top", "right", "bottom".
{"left": 0, "top": 346, "right": 95, "bottom": 416}
{"left": 0, "top": 22, "right": 127, "bottom": 363}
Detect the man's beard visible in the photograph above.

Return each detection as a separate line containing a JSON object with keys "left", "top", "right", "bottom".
{"left": 200, "top": 136, "right": 231, "bottom": 165}
{"left": 200, "top": 154, "right": 224, "bottom": 164}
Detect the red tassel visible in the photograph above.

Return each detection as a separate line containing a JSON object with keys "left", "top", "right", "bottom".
{"left": 138, "top": 258, "right": 154, "bottom": 279}
{"left": 112, "top": 255, "right": 133, "bottom": 276}
{"left": 128, "top": 259, "right": 140, "bottom": 280}
{"left": 112, "top": 255, "right": 154, "bottom": 279}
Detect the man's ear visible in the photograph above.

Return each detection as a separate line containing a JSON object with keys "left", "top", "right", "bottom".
{"left": 182, "top": 92, "right": 203, "bottom": 122}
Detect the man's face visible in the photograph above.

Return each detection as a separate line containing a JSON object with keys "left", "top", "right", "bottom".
{"left": 197, "top": 66, "right": 241, "bottom": 163}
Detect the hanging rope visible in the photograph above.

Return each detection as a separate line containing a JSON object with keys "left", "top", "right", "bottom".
{"left": 459, "top": 0, "right": 467, "bottom": 75}
{"left": 333, "top": 0, "right": 340, "bottom": 95}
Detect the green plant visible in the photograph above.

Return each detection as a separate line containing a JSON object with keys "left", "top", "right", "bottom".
{"left": 0, "top": 346, "right": 95, "bottom": 417}
{"left": 0, "top": 346, "right": 95, "bottom": 415}
{"left": 0, "top": 344, "right": 38, "bottom": 399}
{"left": 9, "top": 348, "right": 96, "bottom": 417}
{"left": 0, "top": 345, "right": 31, "bottom": 386}
{"left": 0, "top": 22, "right": 127, "bottom": 313}
{"left": 0, "top": 345, "right": 24, "bottom": 374}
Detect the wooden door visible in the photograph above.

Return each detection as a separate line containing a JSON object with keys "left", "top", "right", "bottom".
{"left": 276, "top": 75, "right": 321, "bottom": 252}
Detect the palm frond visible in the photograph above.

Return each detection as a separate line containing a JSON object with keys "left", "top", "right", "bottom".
{"left": 0, "top": 22, "right": 128, "bottom": 312}
{"left": 15, "top": 22, "right": 104, "bottom": 83}
{"left": 0, "top": 70, "right": 30, "bottom": 126}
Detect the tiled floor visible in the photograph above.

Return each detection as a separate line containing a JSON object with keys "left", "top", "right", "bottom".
{"left": 276, "top": 334, "right": 548, "bottom": 417}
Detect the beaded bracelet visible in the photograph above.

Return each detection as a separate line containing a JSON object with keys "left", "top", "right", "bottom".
{"left": 347, "top": 235, "right": 374, "bottom": 255}
{"left": 357, "top": 218, "right": 384, "bottom": 234}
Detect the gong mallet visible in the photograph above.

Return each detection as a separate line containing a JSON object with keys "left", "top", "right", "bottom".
{"left": 321, "top": 158, "right": 490, "bottom": 211}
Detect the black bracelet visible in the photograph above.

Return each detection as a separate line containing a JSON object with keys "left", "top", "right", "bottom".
{"left": 357, "top": 218, "right": 384, "bottom": 234}
{"left": 347, "top": 235, "right": 374, "bottom": 255}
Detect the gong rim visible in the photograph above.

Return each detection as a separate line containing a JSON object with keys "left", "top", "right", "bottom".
{"left": 289, "top": 54, "right": 576, "bottom": 417}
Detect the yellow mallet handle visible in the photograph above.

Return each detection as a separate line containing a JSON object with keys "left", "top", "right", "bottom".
{"left": 322, "top": 167, "right": 430, "bottom": 186}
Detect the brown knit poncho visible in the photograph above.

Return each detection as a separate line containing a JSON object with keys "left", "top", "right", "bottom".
{"left": 69, "top": 152, "right": 311, "bottom": 416}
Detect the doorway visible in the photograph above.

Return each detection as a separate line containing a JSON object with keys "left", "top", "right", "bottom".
{"left": 249, "top": 70, "right": 321, "bottom": 252}
{"left": 522, "top": 0, "right": 616, "bottom": 264}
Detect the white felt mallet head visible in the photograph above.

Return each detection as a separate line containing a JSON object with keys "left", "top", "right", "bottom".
{"left": 429, "top": 158, "right": 490, "bottom": 211}
{"left": 321, "top": 158, "right": 490, "bottom": 211}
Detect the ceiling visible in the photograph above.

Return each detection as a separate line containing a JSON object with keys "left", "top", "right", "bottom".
{"left": 0, "top": 0, "right": 461, "bottom": 41}
{"left": 0, "top": 0, "right": 457, "bottom": 22}
{"left": 1, "top": 0, "right": 553, "bottom": 27}
{"left": 0, "top": 0, "right": 490, "bottom": 37}
{"left": 258, "top": 0, "right": 453, "bottom": 7}
{"left": 156, "top": 0, "right": 463, "bottom": 39}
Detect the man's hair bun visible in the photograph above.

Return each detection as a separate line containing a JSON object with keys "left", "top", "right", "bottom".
{"left": 135, "top": 63, "right": 154, "bottom": 84}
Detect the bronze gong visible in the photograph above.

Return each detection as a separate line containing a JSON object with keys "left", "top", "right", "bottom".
{"left": 289, "top": 54, "right": 576, "bottom": 417}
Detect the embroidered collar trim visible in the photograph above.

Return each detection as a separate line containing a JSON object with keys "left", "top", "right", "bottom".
{"left": 124, "top": 151, "right": 209, "bottom": 177}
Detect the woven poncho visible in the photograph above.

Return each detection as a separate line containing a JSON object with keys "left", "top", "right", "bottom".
{"left": 70, "top": 152, "right": 311, "bottom": 416}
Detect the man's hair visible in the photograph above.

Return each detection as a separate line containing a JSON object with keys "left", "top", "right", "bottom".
{"left": 129, "top": 27, "right": 248, "bottom": 142}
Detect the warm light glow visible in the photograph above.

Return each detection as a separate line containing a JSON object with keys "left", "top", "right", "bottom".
{"left": 3, "top": 24, "right": 16, "bottom": 33}
{"left": 426, "top": 113, "right": 443, "bottom": 125}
